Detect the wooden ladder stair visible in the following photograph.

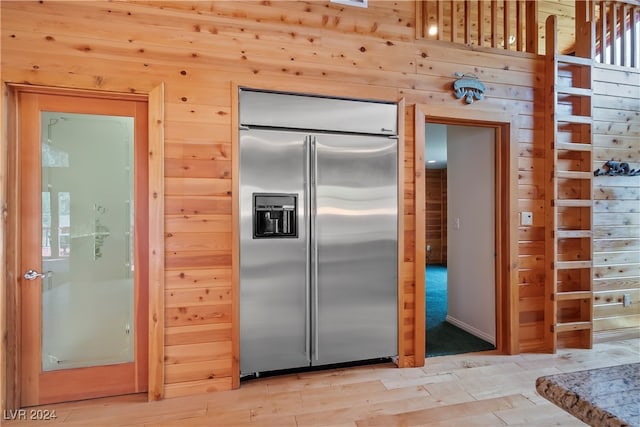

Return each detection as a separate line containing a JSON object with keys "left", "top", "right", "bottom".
{"left": 544, "top": 14, "right": 594, "bottom": 352}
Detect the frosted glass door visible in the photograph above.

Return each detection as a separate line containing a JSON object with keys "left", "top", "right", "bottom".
{"left": 40, "top": 112, "right": 134, "bottom": 371}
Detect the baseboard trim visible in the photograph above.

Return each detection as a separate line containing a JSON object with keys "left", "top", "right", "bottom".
{"left": 593, "top": 328, "right": 640, "bottom": 344}
{"left": 446, "top": 315, "right": 496, "bottom": 345}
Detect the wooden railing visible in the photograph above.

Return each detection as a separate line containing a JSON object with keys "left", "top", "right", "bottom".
{"left": 416, "top": 0, "right": 538, "bottom": 53}
{"left": 593, "top": 0, "right": 639, "bottom": 68}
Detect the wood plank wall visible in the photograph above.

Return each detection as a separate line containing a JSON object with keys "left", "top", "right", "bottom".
{"left": 425, "top": 169, "right": 447, "bottom": 265}
{"left": 592, "top": 64, "right": 640, "bottom": 336}
{"left": 0, "top": 0, "right": 637, "bottom": 400}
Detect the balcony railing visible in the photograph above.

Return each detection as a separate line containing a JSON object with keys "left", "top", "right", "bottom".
{"left": 594, "top": 0, "right": 639, "bottom": 68}
{"left": 416, "top": 0, "right": 538, "bottom": 53}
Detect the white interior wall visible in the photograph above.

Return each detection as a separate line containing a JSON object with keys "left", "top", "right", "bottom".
{"left": 446, "top": 125, "right": 496, "bottom": 344}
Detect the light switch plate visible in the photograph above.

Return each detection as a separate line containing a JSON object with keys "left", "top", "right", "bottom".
{"left": 521, "top": 211, "right": 533, "bottom": 226}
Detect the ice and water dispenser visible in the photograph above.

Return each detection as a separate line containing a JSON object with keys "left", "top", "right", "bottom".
{"left": 253, "top": 193, "right": 297, "bottom": 238}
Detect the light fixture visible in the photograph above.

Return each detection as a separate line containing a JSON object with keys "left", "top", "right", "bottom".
{"left": 427, "top": 160, "right": 437, "bottom": 164}
{"left": 428, "top": 25, "right": 438, "bottom": 36}
{"left": 499, "top": 35, "right": 517, "bottom": 47}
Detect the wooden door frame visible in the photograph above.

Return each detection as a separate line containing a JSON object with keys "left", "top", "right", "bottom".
{"left": 414, "top": 104, "right": 519, "bottom": 360}
{"left": 1, "top": 83, "right": 165, "bottom": 411}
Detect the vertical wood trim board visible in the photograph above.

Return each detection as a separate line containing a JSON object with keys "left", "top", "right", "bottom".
{"left": 413, "top": 105, "right": 426, "bottom": 366}
{"left": 507, "top": 120, "right": 520, "bottom": 354}
{"left": 148, "top": 83, "right": 165, "bottom": 401}
{"left": 230, "top": 82, "right": 240, "bottom": 389}
{"left": 1, "top": 83, "right": 20, "bottom": 411}
{"left": 396, "top": 100, "right": 407, "bottom": 368}
{"left": 0, "top": 82, "right": 5, "bottom": 413}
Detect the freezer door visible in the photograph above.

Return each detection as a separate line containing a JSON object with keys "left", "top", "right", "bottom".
{"left": 239, "top": 129, "right": 310, "bottom": 374}
{"left": 313, "top": 133, "right": 398, "bottom": 366}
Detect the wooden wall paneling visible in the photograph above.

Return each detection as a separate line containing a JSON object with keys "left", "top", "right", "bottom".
{"left": 2, "top": 0, "right": 632, "bottom": 403}
{"left": 148, "top": 83, "right": 165, "bottom": 401}
{"left": 424, "top": 169, "right": 447, "bottom": 265}
{"left": 442, "top": 171, "right": 448, "bottom": 265}
{"left": 592, "top": 62, "right": 640, "bottom": 339}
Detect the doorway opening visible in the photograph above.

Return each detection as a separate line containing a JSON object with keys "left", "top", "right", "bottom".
{"left": 414, "top": 105, "right": 518, "bottom": 362}
{"left": 425, "top": 123, "right": 497, "bottom": 357}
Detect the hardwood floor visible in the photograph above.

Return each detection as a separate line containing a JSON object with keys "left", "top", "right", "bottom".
{"left": 6, "top": 338, "right": 639, "bottom": 426}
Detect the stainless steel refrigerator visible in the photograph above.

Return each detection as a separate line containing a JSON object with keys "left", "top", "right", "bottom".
{"left": 239, "top": 89, "right": 398, "bottom": 375}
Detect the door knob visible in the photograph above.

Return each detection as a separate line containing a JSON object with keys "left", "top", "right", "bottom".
{"left": 23, "top": 269, "right": 50, "bottom": 280}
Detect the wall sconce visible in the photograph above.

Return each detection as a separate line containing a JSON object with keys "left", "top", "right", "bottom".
{"left": 499, "top": 35, "right": 517, "bottom": 48}
{"left": 452, "top": 72, "right": 486, "bottom": 104}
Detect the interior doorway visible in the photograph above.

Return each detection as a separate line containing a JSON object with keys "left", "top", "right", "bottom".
{"left": 425, "top": 123, "right": 498, "bottom": 357}
{"left": 17, "top": 90, "right": 149, "bottom": 406}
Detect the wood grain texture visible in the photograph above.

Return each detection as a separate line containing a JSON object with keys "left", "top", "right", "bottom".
{"left": 148, "top": 83, "right": 165, "bottom": 401}
{"left": 412, "top": 103, "right": 425, "bottom": 366}
{"left": 425, "top": 169, "right": 447, "bottom": 264}
{"left": 1, "top": 84, "right": 20, "bottom": 411}
{"left": 0, "top": 0, "right": 638, "bottom": 404}
{"left": 592, "top": 62, "right": 640, "bottom": 338}
{"left": 6, "top": 337, "right": 638, "bottom": 426}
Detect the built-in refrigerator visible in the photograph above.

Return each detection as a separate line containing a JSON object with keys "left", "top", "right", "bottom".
{"left": 239, "top": 89, "right": 398, "bottom": 375}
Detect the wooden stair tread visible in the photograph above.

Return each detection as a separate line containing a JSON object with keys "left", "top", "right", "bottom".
{"left": 556, "top": 114, "right": 593, "bottom": 124}
{"left": 556, "top": 230, "right": 592, "bottom": 238}
{"left": 556, "top": 171, "right": 593, "bottom": 179}
{"left": 557, "top": 86, "right": 592, "bottom": 97}
{"left": 556, "top": 142, "right": 592, "bottom": 152}
{"left": 554, "top": 291, "right": 592, "bottom": 301}
{"left": 553, "top": 199, "right": 592, "bottom": 207}
{"left": 557, "top": 54, "right": 593, "bottom": 66}
{"left": 553, "top": 321, "right": 592, "bottom": 333}
{"left": 555, "top": 260, "right": 592, "bottom": 270}
{"left": 545, "top": 16, "right": 594, "bottom": 352}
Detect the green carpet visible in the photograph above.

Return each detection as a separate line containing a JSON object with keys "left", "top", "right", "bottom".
{"left": 426, "top": 265, "right": 495, "bottom": 357}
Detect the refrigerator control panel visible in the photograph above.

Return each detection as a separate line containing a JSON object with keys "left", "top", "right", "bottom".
{"left": 253, "top": 193, "right": 297, "bottom": 239}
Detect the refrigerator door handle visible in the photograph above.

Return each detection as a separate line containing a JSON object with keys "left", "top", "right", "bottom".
{"left": 304, "top": 136, "right": 311, "bottom": 363}
{"left": 311, "top": 136, "right": 319, "bottom": 361}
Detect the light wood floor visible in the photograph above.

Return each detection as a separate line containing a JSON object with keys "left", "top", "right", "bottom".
{"left": 7, "top": 337, "right": 640, "bottom": 427}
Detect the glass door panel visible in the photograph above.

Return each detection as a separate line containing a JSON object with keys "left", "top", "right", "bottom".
{"left": 40, "top": 112, "right": 135, "bottom": 372}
